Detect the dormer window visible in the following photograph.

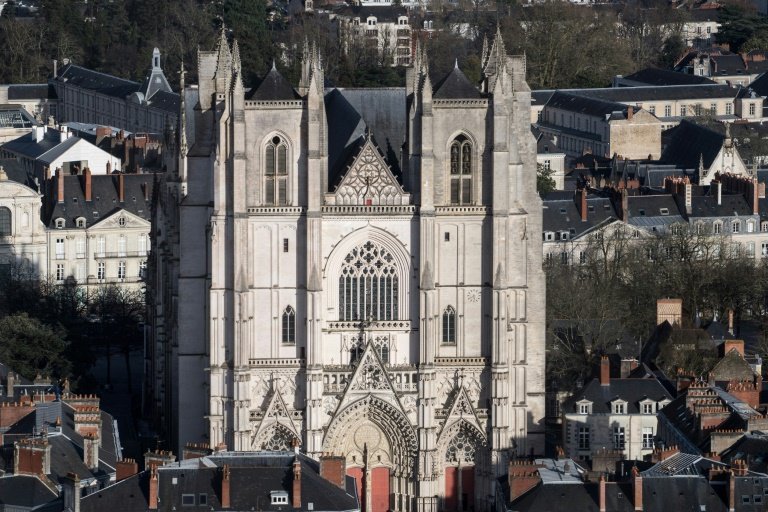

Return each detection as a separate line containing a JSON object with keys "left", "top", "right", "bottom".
{"left": 270, "top": 491, "right": 289, "bottom": 505}
{"left": 612, "top": 400, "right": 627, "bottom": 415}
{"left": 641, "top": 401, "right": 655, "bottom": 414}
{"left": 55, "top": 218, "right": 65, "bottom": 229}
{"left": 577, "top": 400, "right": 592, "bottom": 414}
{"left": 544, "top": 232, "right": 554, "bottom": 242}
{"left": 76, "top": 217, "right": 86, "bottom": 228}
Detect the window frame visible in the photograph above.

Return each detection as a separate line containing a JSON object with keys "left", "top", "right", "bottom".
{"left": 448, "top": 135, "right": 474, "bottom": 205}
{"left": 0, "top": 206, "right": 10, "bottom": 237}
{"left": 264, "top": 135, "right": 289, "bottom": 206}
{"left": 442, "top": 306, "right": 456, "bottom": 344}
{"left": 282, "top": 306, "right": 296, "bottom": 344}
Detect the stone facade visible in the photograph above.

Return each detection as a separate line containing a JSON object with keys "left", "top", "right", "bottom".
{"left": 0, "top": 167, "right": 47, "bottom": 277}
{"left": 151, "top": 30, "right": 545, "bottom": 512}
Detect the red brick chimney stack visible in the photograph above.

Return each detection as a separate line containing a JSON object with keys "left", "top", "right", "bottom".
{"left": 221, "top": 464, "right": 231, "bottom": 508}
{"left": 508, "top": 460, "right": 542, "bottom": 502}
{"left": 632, "top": 466, "right": 643, "bottom": 511}
{"left": 84, "top": 167, "right": 92, "bottom": 202}
{"left": 14, "top": 438, "right": 51, "bottom": 477}
{"left": 118, "top": 173, "right": 125, "bottom": 203}
{"left": 599, "top": 474, "right": 607, "bottom": 512}
{"left": 116, "top": 458, "right": 139, "bottom": 481}
{"left": 627, "top": 105, "right": 634, "bottom": 121}
{"left": 57, "top": 168, "right": 64, "bottom": 203}
{"left": 293, "top": 457, "right": 302, "bottom": 508}
{"left": 580, "top": 188, "right": 588, "bottom": 222}
{"left": 148, "top": 466, "right": 159, "bottom": 510}
{"left": 600, "top": 356, "right": 610, "bottom": 385}
{"left": 319, "top": 454, "right": 347, "bottom": 489}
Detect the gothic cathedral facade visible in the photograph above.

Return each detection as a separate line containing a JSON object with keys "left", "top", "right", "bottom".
{"left": 151, "top": 29, "right": 545, "bottom": 512}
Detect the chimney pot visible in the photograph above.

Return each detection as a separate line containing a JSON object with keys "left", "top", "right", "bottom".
{"left": 600, "top": 356, "right": 610, "bottom": 385}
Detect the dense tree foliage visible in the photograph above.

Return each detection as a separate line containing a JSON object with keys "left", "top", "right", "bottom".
{"left": 0, "top": 313, "right": 69, "bottom": 380}
{"left": 546, "top": 224, "right": 768, "bottom": 392}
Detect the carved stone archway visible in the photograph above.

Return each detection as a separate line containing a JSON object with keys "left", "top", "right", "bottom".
{"left": 253, "top": 423, "right": 299, "bottom": 452}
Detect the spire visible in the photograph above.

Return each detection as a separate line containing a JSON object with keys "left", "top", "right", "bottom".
{"left": 179, "top": 61, "right": 188, "bottom": 157}
{"left": 299, "top": 38, "right": 311, "bottom": 95}
{"left": 481, "top": 34, "right": 490, "bottom": 68}
{"left": 232, "top": 39, "right": 241, "bottom": 74}
{"left": 454, "top": 58, "right": 459, "bottom": 69}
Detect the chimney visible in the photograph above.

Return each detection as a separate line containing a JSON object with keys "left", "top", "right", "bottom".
{"left": 627, "top": 106, "right": 634, "bottom": 120}
{"left": 319, "top": 454, "right": 347, "bottom": 489}
{"left": 14, "top": 438, "right": 51, "bottom": 476}
{"left": 621, "top": 188, "right": 628, "bottom": 222}
{"left": 508, "top": 460, "right": 542, "bottom": 502}
{"left": 723, "top": 339, "right": 745, "bottom": 357}
{"left": 149, "top": 467, "right": 159, "bottom": 510}
{"left": 116, "top": 458, "right": 138, "bottom": 481}
{"left": 53, "top": 59, "right": 58, "bottom": 78}
{"left": 6, "top": 371, "right": 15, "bottom": 397}
{"left": 73, "top": 406, "right": 101, "bottom": 439}
{"left": 62, "top": 472, "right": 80, "bottom": 512}
{"left": 600, "top": 356, "right": 610, "bottom": 385}
{"left": 293, "top": 457, "right": 302, "bottom": 508}
{"left": 33, "top": 126, "right": 45, "bottom": 143}
{"left": 84, "top": 168, "right": 92, "bottom": 202}
{"left": 83, "top": 432, "right": 99, "bottom": 470}
{"left": 59, "top": 125, "right": 69, "bottom": 143}
{"left": 599, "top": 474, "right": 607, "bottom": 512}
{"left": 221, "top": 464, "right": 231, "bottom": 508}
{"left": 632, "top": 466, "right": 643, "bottom": 511}
{"left": 57, "top": 168, "right": 64, "bottom": 203}
{"left": 728, "top": 309, "right": 735, "bottom": 336}
{"left": 144, "top": 450, "right": 176, "bottom": 471}
{"left": 118, "top": 173, "right": 125, "bottom": 203}
{"left": 729, "top": 468, "right": 737, "bottom": 512}
{"left": 751, "top": 178, "right": 758, "bottom": 215}
{"left": 620, "top": 358, "right": 639, "bottom": 378}
{"left": 182, "top": 442, "right": 212, "bottom": 460}
{"left": 580, "top": 188, "right": 588, "bottom": 222}
{"left": 716, "top": 180, "right": 722, "bottom": 206}
{"left": 143, "top": 181, "right": 150, "bottom": 201}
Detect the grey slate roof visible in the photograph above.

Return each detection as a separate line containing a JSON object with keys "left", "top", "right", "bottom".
{"left": 56, "top": 64, "right": 141, "bottom": 98}
{"left": 625, "top": 195, "right": 685, "bottom": 227}
{"left": 720, "top": 433, "right": 768, "bottom": 473}
{"left": 433, "top": 64, "right": 483, "bottom": 99}
{"left": 536, "top": 84, "right": 740, "bottom": 105}
{"left": 689, "top": 193, "right": 752, "bottom": 218}
{"left": 562, "top": 377, "right": 672, "bottom": 414}
{"left": 325, "top": 87, "right": 406, "bottom": 181}
{"left": 620, "top": 68, "right": 717, "bottom": 86}
{"left": 0, "top": 474, "right": 59, "bottom": 510}
{"left": 146, "top": 89, "right": 180, "bottom": 115}
{"left": 2, "top": 129, "right": 78, "bottom": 160}
{"left": 333, "top": 4, "right": 407, "bottom": 20}
{"left": 542, "top": 195, "right": 618, "bottom": 239}
{"left": 661, "top": 120, "right": 724, "bottom": 170}
{"left": 7, "top": 84, "right": 56, "bottom": 100}
{"left": 249, "top": 66, "right": 300, "bottom": 101}
{"left": 504, "top": 480, "right": 634, "bottom": 512}
{"left": 545, "top": 91, "right": 629, "bottom": 118}
{"left": 82, "top": 452, "right": 360, "bottom": 512}
{"left": 45, "top": 173, "right": 152, "bottom": 228}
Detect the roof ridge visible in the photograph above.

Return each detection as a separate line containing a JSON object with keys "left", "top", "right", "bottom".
{"left": 60, "top": 64, "right": 140, "bottom": 86}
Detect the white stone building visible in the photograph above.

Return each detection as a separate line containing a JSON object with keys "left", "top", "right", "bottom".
{"left": 150, "top": 31, "right": 546, "bottom": 512}
{"left": 0, "top": 165, "right": 47, "bottom": 278}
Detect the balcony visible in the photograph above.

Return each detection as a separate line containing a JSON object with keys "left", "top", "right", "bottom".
{"left": 322, "top": 364, "right": 418, "bottom": 394}
{"left": 94, "top": 251, "right": 147, "bottom": 259}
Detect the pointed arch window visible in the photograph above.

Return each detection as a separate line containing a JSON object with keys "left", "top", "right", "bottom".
{"left": 442, "top": 306, "right": 456, "bottom": 344}
{"left": 449, "top": 135, "right": 472, "bottom": 205}
{"left": 339, "top": 241, "right": 398, "bottom": 321}
{"left": 265, "top": 136, "right": 288, "bottom": 205}
{"left": 282, "top": 306, "right": 295, "bottom": 344}
{"left": 0, "top": 207, "right": 11, "bottom": 236}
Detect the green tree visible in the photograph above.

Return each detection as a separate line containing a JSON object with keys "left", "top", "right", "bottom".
{"left": 536, "top": 163, "right": 556, "bottom": 198}
{"left": 0, "top": 313, "right": 69, "bottom": 380}
{"left": 223, "top": 0, "right": 272, "bottom": 84}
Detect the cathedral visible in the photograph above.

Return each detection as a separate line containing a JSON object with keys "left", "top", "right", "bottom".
{"left": 150, "top": 28, "right": 545, "bottom": 512}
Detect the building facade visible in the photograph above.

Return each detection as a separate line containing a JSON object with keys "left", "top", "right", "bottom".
{"left": 0, "top": 166, "right": 47, "bottom": 278}
{"left": 151, "top": 31, "right": 546, "bottom": 512}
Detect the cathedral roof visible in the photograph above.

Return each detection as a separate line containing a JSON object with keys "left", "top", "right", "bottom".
{"left": 433, "top": 62, "right": 483, "bottom": 99}
{"left": 325, "top": 87, "right": 406, "bottom": 187}
{"left": 248, "top": 65, "right": 300, "bottom": 101}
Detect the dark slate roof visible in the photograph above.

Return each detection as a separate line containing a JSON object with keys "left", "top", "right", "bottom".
{"left": 625, "top": 195, "right": 684, "bottom": 226}
{"left": 689, "top": 193, "right": 752, "bottom": 218}
{"left": 641, "top": 452, "right": 729, "bottom": 477}
{"left": 325, "top": 88, "right": 405, "bottom": 181}
{"left": 505, "top": 481, "right": 634, "bottom": 512}
{"left": 7, "top": 84, "right": 56, "bottom": 100}
{"left": 146, "top": 89, "right": 180, "bottom": 114}
{"left": 540, "top": 84, "right": 739, "bottom": 104}
{"left": 0, "top": 157, "right": 36, "bottom": 190}
{"left": 45, "top": 173, "right": 152, "bottom": 228}
{"left": 2, "top": 128, "right": 78, "bottom": 160}
{"left": 0, "top": 474, "right": 59, "bottom": 509}
{"left": 543, "top": 194, "right": 618, "bottom": 239}
{"left": 748, "top": 71, "right": 768, "bottom": 97}
{"left": 433, "top": 64, "right": 482, "bottom": 99}
{"left": 545, "top": 91, "right": 629, "bottom": 118}
{"left": 248, "top": 66, "right": 300, "bottom": 101}
{"left": 639, "top": 476, "right": 728, "bottom": 511}
{"left": 531, "top": 126, "right": 562, "bottom": 154}
{"left": 56, "top": 64, "right": 141, "bottom": 98}
{"left": 661, "top": 120, "right": 723, "bottom": 170}
{"left": 621, "top": 68, "right": 716, "bottom": 86}
{"left": 562, "top": 377, "right": 672, "bottom": 414}
{"left": 710, "top": 54, "right": 748, "bottom": 77}
{"left": 81, "top": 471, "right": 150, "bottom": 512}
{"left": 720, "top": 434, "right": 768, "bottom": 473}
{"left": 687, "top": 8, "right": 721, "bottom": 22}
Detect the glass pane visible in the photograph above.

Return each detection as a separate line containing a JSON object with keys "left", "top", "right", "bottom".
{"left": 450, "top": 143, "right": 459, "bottom": 174}
{"left": 278, "top": 179, "right": 287, "bottom": 205}
{"left": 277, "top": 145, "right": 287, "bottom": 175}
{"left": 461, "top": 143, "right": 471, "bottom": 174}
{"left": 450, "top": 179, "right": 460, "bottom": 204}
{"left": 265, "top": 178, "right": 275, "bottom": 204}
{"left": 265, "top": 145, "right": 275, "bottom": 175}
{"left": 461, "top": 179, "right": 471, "bottom": 204}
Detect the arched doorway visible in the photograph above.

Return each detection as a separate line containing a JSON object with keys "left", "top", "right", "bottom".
{"left": 323, "top": 396, "right": 417, "bottom": 512}
{"left": 438, "top": 421, "right": 487, "bottom": 512}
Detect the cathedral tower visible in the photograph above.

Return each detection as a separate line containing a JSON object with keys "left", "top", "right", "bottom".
{"left": 154, "top": 29, "right": 545, "bottom": 512}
